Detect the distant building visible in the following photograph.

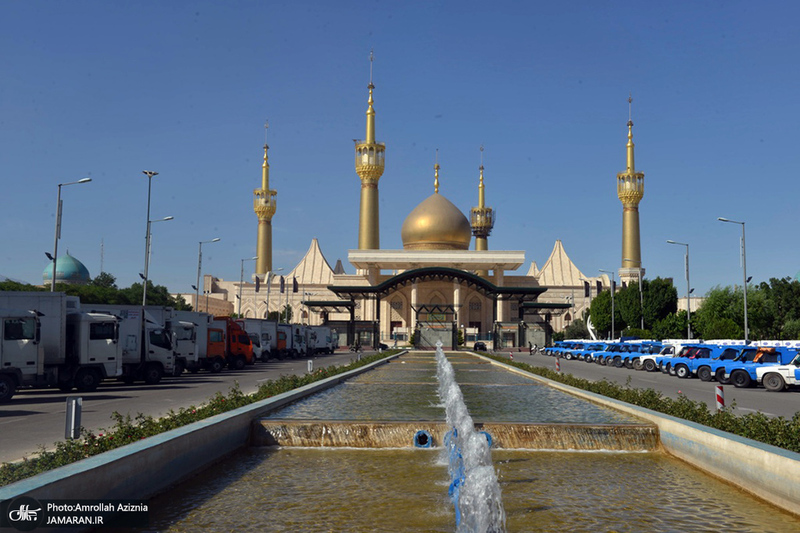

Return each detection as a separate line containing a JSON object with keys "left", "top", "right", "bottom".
{"left": 42, "top": 252, "right": 91, "bottom": 286}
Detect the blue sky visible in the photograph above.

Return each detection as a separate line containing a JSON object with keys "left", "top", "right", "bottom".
{"left": 2, "top": 1, "right": 799, "bottom": 296}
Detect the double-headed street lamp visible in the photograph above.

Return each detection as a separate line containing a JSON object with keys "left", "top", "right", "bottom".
{"left": 195, "top": 238, "right": 221, "bottom": 310}
{"left": 50, "top": 178, "right": 92, "bottom": 291}
{"left": 238, "top": 256, "right": 258, "bottom": 316}
{"left": 142, "top": 216, "right": 174, "bottom": 305}
{"left": 718, "top": 217, "right": 748, "bottom": 342}
{"left": 666, "top": 240, "right": 692, "bottom": 339}
{"left": 599, "top": 269, "right": 616, "bottom": 340}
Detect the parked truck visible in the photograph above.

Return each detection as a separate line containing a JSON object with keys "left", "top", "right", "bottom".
{"left": 0, "top": 292, "right": 121, "bottom": 397}
{"left": 238, "top": 318, "right": 278, "bottom": 362}
{"left": 85, "top": 305, "right": 175, "bottom": 385}
{"left": 756, "top": 351, "right": 800, "bottom": 391}
{"left": 212, "top": 316, "right": 254, "bottom": 370}
{"left": 0, "top": 308, "right": 43, "bottom": 402}
{"left": 309, "top": 325, "right": 335, "bottom": 355}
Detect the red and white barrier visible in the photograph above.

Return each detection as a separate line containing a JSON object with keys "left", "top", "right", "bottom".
{"left": 555, "top": 357, "right": 561, "bottom": 373}
{"left": 715, "top": 385, "right": 725, "bottom": 410}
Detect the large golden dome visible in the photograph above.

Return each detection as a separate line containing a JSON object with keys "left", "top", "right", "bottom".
{"left": 401, "top": 193, "right": 472, "bottom": 250}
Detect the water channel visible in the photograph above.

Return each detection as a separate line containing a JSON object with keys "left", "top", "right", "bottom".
{"left": 140, "top": 351, "right": 800, "bottom": 532}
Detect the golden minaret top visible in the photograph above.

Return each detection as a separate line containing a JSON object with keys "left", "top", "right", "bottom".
{"left": 617, "top": 95, "right": 645, "bottom": 279}
{"left": 254, "top": 121, "right": 277, "bottom": 275}
{"left": 355, "top": 50, "right": 385, "bottom": 250}
{"left": 471, "top": 146, "right": 494, "bottom": 250}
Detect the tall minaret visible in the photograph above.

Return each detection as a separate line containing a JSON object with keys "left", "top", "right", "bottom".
{"left": 355, "top": 51, "right": 385, "bottom": 249}
{"left": 470, "top": 147, "right": 494, "bottom": 276}
{"left": 254, "top": 121, "right": 277, "bottom": 276}
{"left": 617, "top": 95, "right": 645, "bottom": 286}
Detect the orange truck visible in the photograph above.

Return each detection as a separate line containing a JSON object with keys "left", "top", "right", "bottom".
{"left": 212, "top": 316, "right": 254, "bottom": 370}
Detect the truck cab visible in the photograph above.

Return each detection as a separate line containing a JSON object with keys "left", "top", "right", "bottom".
{"left": 0, "top": 310, "right": 42, "bottom": 402}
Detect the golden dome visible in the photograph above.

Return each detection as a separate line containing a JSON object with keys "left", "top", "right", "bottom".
{"left": 401, "top": 193, "right": 472, "bottom": 250}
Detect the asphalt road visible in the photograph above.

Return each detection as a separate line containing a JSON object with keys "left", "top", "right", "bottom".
{"left": 2, "top": 348, "right": 798, "bottom": 465}
{"left": 492, "top": 349, "right": 800, "bottom": 419}
{"left": 0, "top": 350, "right": 369, "bottom": 464}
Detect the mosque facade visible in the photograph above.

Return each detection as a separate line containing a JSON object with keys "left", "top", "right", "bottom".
{"left": 203, "top": 63, "right": 646, "bottom": 349}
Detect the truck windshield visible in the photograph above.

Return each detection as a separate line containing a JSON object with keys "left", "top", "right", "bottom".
{"left": 3, "top": 317, "right": 36, "bottom": 340}
{"left": 90, "top": 322, "right": 116, "bottom": 341}
{"left": 150, "top": 329, "right": 172, "bottom": 350}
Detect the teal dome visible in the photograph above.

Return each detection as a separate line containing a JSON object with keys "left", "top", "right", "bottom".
{"left": 43, "top": 252, "right": 91, "bottom": 285}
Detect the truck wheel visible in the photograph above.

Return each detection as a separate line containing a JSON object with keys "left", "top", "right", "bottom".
{"left": 75, "top": 369, "right": 101, "bottom": 392}
{"left": 144, "top": 364, "right": 163, "bottom": 385}
{"left": 624, "top": 359, "right": 634, "bottom": 369}
{"left": 715, "top": 368, "right": 730, "bottom": 384}
{"left": 676, "top": 365, "right": 690, "bottom": 379}
{"left": 644, "top": 360, "right": 656, "bottom": 372}
{"left": 632, "top": 358, "right": 643, "bottom": 370}
{"left": 209, "top": 358, "right": 224, "bottom": 373}
{"left": 762, "top": 373, "right": 786, "bottom": 392}
{"left": 173, "top": 361, "right": 186, "bottom": 377}
{"left": 261, "top": 352, "right": 270, "bottom": 363}
{"left": 0, "top": 375, "right": 16, "bottom": 403}
{"left": 613, "top": 356, "right": 623, "bottom": 368}
{"left": 697, "top": 367, "right": 712, "bottom": 382}
{"left": 230, "top": 355, "right": 246, "bottom": 371}
{"left": 730, "top": 370, "right": 751, "bottom": 388}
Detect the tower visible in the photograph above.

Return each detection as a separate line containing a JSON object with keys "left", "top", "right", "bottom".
{"left": 355, "top": 51, "right": 385, "bottom": 249}
{"left": 470, "top": 147, "right": 494, "bottom": 276}
{"left": 254, "top": 122, "right": 277, "bottom": 276}
{"left": 617, "top": 96, "right": 645, "bottom": 286}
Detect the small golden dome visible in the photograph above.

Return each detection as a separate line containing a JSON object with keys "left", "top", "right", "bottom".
{"left": 401, "top": 193, "right": 472, "bottom": 250}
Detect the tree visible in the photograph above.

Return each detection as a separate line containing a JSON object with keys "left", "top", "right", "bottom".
{"left": 693, "top": 286, "right": 743, "bottom": 340}
{"left": 589, "top": 290, "right": 625, "bottom": 339}
{"left": 563, "top": 318, "right": 590, "bottom": 339}
{"left": 651, "top": 310, "right": 688, "bottom": 340}
{"left": 91, "top": 272, "right": 117, "bottom": 289}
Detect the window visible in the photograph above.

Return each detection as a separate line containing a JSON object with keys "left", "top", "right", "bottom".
{"left": 149, "top": 329, "right": 172, "bottom": 350}
{"left": 3, "top": 318, "right": 36, "bottom": 341}
{"left": 90, "top": 322, "right": 116, "bottom": 341}
{"left": 209, "top": 330, "right": 223, "bottom": 343}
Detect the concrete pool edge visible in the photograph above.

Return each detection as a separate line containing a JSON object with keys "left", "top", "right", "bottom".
{"left": 0, "top": 351, "right": 403, "bottom": 505}
{"left": 477, "top": 353, "right": 800, "bottom": 517}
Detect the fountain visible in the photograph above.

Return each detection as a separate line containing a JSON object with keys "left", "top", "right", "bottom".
{"left": 436, "top": 342, "right": 506, "bottom": 532}
{"left": 140, "top": 350, "right": 800, "bottom": 532}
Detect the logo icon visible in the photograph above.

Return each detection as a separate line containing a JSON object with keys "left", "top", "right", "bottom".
{"left": 6, "top": 497, "right": 44, "bottom": 531}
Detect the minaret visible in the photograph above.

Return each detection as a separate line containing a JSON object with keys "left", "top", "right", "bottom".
{"left": 617, "top": 95, "right": 645, "bottom": 286}
{"left": 470, "top": 147, "right": 494, "bottom": 277}
{"left": 254, "top": 121, "right": 277, "bottom": 276}
{"left": 355, "top": 51, "right": 385, "bottom": 249}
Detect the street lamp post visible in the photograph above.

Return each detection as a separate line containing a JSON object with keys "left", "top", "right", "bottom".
{"left": 195, "top": 238, "right": 221, "bottom": 311}
{"left": 666, "top": 240, "right": 692, "bottom": 339}
{"left": 238, "top": 256, "right": 258, "bottom": 316}
{"left": 141, "top": 171, "right": 159, "bottom": 302}
{"left": 142, "top": 216, "right": 173, "bottom": 305}
{"left": 599, "top": 269, "right": 616, "bottom": 340}
{"left": 51, "top": 178, "right": 92, "bottom": 291}
{"left": 623, "top": 258, "right": 645, "bottom": 330}
{"left": 718, "top": 218, "right": 748, "bottom": 342}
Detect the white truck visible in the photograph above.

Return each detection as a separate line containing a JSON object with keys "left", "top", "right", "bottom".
{"left": 174, "top": 310, "right": 211, "bottom": 372}
{"left": 85, "top": 304, "right": 175, "bottom": 385}
{"left": 308, "top": 325, "right": 335, "bottom": 355}
{"left": 0, "top": 309, "right": 43, "bottom": 402}
{"left": 0, "top": 292, "right": 121, "bottom": 396}
{"left": 238, "top": 318, "right": 278, "bottom": 362}
{"left": 755, "top": 351, "right": 800, "bottom": 391}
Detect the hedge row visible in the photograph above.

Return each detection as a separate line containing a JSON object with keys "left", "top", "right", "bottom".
{"left": 0, "top": 352, "right": 394, "bottom": 488}
{"left": 483, "top": 353, "right": 800, "bottom": 453}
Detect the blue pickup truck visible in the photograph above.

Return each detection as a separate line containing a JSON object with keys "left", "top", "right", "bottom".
{"left": 714, "top": 346, "right": 799, "bottom": 387}
{"left": 667, "top": 344, "right": 746, "bottom": 380}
